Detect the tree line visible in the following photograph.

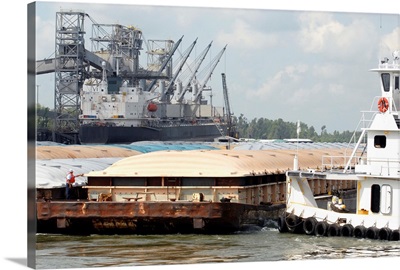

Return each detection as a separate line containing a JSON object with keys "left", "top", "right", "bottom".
{"left": 232, "top": 114, "right": 359, "bottom": 143}
{"left": 35, "top": 104, "right": 358, "bottom": 143}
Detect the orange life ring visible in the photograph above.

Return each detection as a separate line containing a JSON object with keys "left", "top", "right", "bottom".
{"left": 377, "top": 97, "right": 389, "bottom": 113}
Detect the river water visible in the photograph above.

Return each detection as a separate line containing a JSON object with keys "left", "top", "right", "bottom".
{"left": 35, "top": 220, "right": 400, "bottom": 269}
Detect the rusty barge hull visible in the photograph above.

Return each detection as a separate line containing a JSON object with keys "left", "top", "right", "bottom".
{"left": 37, "top": 201, "right": 285, "bottom": 234}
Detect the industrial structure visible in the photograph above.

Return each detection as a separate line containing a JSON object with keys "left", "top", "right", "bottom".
{"left": 36, "top": 10, "right": 231, "bottom": 144}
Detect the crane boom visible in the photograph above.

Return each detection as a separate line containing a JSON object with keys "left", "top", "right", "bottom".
{"left": 194, "top": 45, "right": 227, "bottom": 102}
{"left": 161, "top": 38, "right": 198, "bottom": 101}
{"left": 176, "top": 42, "right": 212, "bottom": 103}
{"left": 222, "top": 73, "right": 232, "bottom": 136}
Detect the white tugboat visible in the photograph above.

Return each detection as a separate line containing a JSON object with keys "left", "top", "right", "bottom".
{"left": 278, "top": 51, "right": 400, "bottom": 241}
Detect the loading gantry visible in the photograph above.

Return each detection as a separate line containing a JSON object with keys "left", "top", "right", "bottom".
{"left": 36, "top": 10, "right": 176, "bottom": 144}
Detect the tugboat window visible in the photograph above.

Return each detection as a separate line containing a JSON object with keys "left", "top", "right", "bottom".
{"left": 374, "top": 135, "right": 386, "bottom": 148}
{"left": 395, "top": 76, "right": 399, "bottom": 90}
{"left": 381, "top": 73, "right": 390, "bottom": 92}
{"left": 370, "top": 184, "right": 380, "bottom": 213}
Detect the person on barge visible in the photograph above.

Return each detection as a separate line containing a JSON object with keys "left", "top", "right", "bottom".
{"left": 66, "top": 169, "right": 84, "bottom": 200}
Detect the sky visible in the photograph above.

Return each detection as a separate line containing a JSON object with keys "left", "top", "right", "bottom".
{"left": 33, "top": 0, "right": 400, "bottom": 133}
{"left": 1, "top": 1, "right": 400, "bottom": 270}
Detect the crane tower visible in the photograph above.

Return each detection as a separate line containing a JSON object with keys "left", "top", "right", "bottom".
{"left": 221, "top": 73, "right": 233, "bottom": 137}
{"left": 54, "top": 10, "right": 87, "bottom": 143}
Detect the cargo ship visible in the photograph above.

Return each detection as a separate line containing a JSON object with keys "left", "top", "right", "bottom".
{"left": 77, "top": 26, "right": 230, "bottom": 144}
{"left": 36, "top": 11, "right": 231, "bottom": 145}
{"left": 78, "top": 70, "right": 228, "bottom": 144}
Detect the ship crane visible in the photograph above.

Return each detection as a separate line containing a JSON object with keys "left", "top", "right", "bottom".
{"left": 193, "top": 45, "right": 227, "bottom": 103}
{"left": 221, "top": 72, "right": 234, "bottom": 137}
{"left": 161, "top": 38, "right": 198, "bottom": 101}
{"left": 176, "top": 42, "right": 212, "bottom": 103}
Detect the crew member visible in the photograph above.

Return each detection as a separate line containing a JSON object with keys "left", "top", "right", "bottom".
{"left": 66, "top": 169, "right": 84, "bottom": 200}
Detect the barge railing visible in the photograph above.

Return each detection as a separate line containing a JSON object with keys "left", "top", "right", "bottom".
{"left": 84, "top": 178, "right": 356, "bottom": 205}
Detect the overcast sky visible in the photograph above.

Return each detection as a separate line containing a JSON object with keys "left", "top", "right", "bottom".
{"left": 34, "top": 1, "right": 399, "bottom": 133}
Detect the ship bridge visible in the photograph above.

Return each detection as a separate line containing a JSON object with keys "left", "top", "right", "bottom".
{"left": 370, "top": 50, "right": 400, "bottom": 113}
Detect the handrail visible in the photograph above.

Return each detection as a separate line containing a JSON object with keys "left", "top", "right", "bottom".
{"left": 343, "top": 129, "right": 366, "bottom": 172}
{"left": 322, "top": 154, "right": 362, "bottom": 171}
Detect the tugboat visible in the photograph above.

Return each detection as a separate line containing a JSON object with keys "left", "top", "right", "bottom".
{"left": 278, "top": 51, "right": 400, "bottom": 241}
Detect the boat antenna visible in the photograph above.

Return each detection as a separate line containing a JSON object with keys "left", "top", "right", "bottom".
{"left": 294, "top": 120, "right": 300, "bottom": 170}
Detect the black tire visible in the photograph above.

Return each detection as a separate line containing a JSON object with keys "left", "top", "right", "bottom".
{"left": 315, "top": 221, "right": 328, "bottom": 237}
{"left": 277, "top": 214, "right": 288, "bottom": 233}
{"left": 286, "top": 214, "right": 299, "bottom": 233}
{"left": 340, "top": 224, "right": 354, "bottom": 237}
{"left": 378, "top": 227, "right": 392, "bottom": 241}
{"left": 303, "top": 217, "right": 317, "bottom": 235}
{"left": 327, "top": 223, "right": 340, "bottom": 237}
{"left": 390, "top": 230, "right": 400, "bottom": 241}
{"left": 366, "top": 227, "right": 379, "bottom": 239}
{"left": 354, "top": 225, "right": 367, "bottom": 238}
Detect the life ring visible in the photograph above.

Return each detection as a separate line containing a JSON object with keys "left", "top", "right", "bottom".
{"left": 327, "top": 223, "right": 340, "bottom": 237}
{"left": 378, "top": 227, "right": 392, "bottom": 241}
{"left": 340, "top": 224, "right": 354, "bottom": 237}
{"left": 377, "top": 97, "right": 389, "bottom": 113}
{"left": 303, "top": 217, "right": 318, "bottom": 235}
{"left": 315, "top": 221, "right": 328, "bottom": 236}
{"left": 366, "top": 227, "right": 379, "bottom": 239}
{"left": 354, "top": 225, "right": 367, "bottom": 238}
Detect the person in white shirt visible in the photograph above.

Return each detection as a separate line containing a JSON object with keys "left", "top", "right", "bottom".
{"left": 66, "top": 169, "right": 84, "bottom": 199}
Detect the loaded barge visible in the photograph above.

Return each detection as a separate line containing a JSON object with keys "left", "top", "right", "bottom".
{"left": 36, "top": 147, "right": 357, "bottom": 234}
{"left": 278, "top": 51, "right": 400, "bottom": 241}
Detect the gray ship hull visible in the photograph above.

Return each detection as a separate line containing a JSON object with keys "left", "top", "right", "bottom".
{"left": 79, "top": 124, "right": 226, "bottom": 144}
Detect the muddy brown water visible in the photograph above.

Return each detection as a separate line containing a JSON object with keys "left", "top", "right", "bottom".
{"left": 35, "top": 220, "right": 400, "bottom": 269}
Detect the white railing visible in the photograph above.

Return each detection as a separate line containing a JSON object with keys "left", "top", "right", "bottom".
{"left": 322, "top": 155, "right": 400, "bottom": 175}
{"left": 364, "top": 157, "right": 400, "bottom": 176}
{"left": 322, "top": 154, "right": 363, "bottom": 172}
{"left": 84, "top": 183, "right": 287, "bottom": 205}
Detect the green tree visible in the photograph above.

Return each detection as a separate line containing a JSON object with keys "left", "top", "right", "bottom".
{"left": 234, "top": 114, "right": 356, "bottom": 143}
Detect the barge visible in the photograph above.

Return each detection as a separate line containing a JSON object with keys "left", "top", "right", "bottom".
{"left": 36, "top": 148, "right": 357, "bottom": 234}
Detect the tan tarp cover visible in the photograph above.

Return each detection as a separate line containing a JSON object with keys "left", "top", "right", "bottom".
{"left": 87, "top": 148, "right": 356, "bottom": 178}
{"left": 36, "top": 145, "right": 140, "bottom": 159}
